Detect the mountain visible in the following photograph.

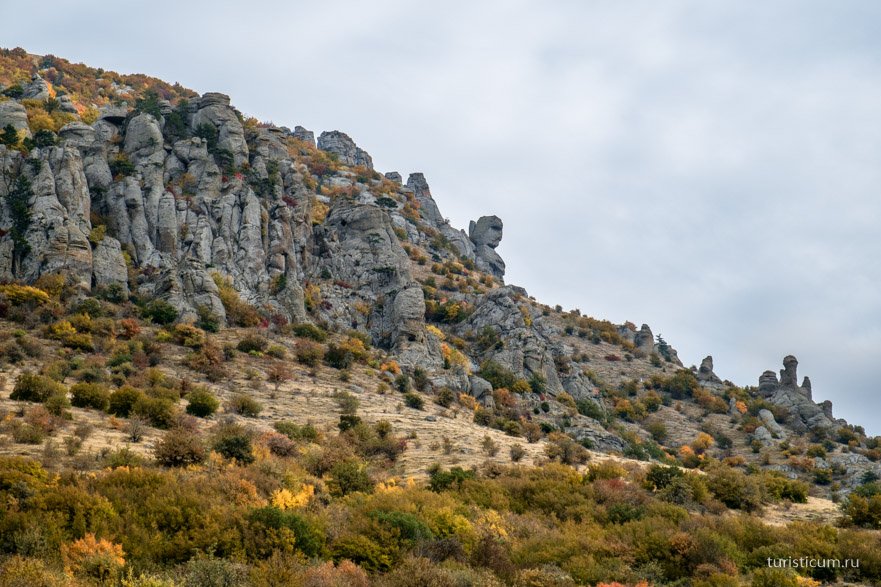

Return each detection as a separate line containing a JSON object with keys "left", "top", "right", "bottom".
{"left": 0, "top": 47, "right": 879, "bottom": 586}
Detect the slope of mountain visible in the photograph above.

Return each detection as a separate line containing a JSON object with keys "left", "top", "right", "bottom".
{"left": 0, "top": 47, "right": 879, "bottom": 586}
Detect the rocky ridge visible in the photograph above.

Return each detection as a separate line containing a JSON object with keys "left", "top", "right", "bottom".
{"left": 1, "top": 50, "right": 878, "bottom": 493}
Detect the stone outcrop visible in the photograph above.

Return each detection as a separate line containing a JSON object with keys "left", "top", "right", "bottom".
{"left": 469, "top": 215, "right": 505, "bottom": 279}
{"left": 634, "top": 324, "right": 654, "bottom": 354}
{"left": 191, "top": 93, "right": 249, "bottom": 167}
{"left": 22, "top": 74, "right": 50, "bottom": 100}
{"left": 317, "top": 131, "right": 373, "bottom": 169}
{"left": 758, "top": 356, "right": 835, "bottom": 433}
{"left": 697, "top": 355, "right": 721, "bottom": 383}
{"left": 0, "top": 101, "right": 31, "bottom": 138}
{"left": 292, "top": 126, "right": 315, "bottom": 146}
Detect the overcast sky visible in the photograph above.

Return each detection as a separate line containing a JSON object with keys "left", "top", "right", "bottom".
{"left": 6, "top": 1, "right": 881, "bottom": 433}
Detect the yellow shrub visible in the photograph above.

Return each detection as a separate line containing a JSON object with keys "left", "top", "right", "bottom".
{"left": 0, "top": 284, "right": 50, "bottom": 305}
{"left": 426, "top": 324, "right": 446, "bottom": 340}
{"left": 271, "top": 484, "right": 314, "bottom": 509}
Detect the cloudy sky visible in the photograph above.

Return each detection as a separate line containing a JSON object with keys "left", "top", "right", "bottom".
{"left": 6, "top": 1, "right": 881, "bottom": 432}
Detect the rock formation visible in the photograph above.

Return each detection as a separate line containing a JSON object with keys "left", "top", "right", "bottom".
{"left": 317, "top": 131, "right": 373, "bottom": 169}
{"left": 697, "top": 355, "right": 721, "bottom": 384}
{"left": 758, "top": 356, "right": 834, "bottom": 433}
{"left": 468, "top": 215, "right": 505, "bottom": 279}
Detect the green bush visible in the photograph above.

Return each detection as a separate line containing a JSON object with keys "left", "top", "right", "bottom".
{"left": 186, "top": 388, "right": 220, "bottom": 418}
{"left": 10, "top": 372, "right": 65, "bottom": 403}
{"left": 248, "top": 507, "right": 325, "bottom": 558}
{"left": 705, "top": 465, "right": 763, "bottom": 511}
{"left": 109, "top": 386, "right": 144, "bottom": 417}
{"left": 213, "top": 425, "right": 254, "bottom": 464}
{"left": 274, "top": 421, "right": 318, "bottom": 442}
{"left": 70, "top": 382, "right": 111, "bottom": 411}
{"left": 227, "top": 394, "right": 262, "bottom": 417}
{"left": 132, "top": 396, "right": 177, "bottom": 429}
{"left": 478, "top": 360, "right": 517, "bottom": 390}
{"left": 328, "top": 460, "right": 373, "bottom": 496}
{"left": 291, "top": 322, "right": 327, "bottom": 342}
{"left": 236, "top": 334, "right": 267, "bottom": 354}
{"left": 143, "top": 300, "right": 178, "bottom": 325}
{"left": 325, "top": 343, "right": 354, "bottom": 369}
{"left": 403, "top": 393, "right": 424, "bottom": 410}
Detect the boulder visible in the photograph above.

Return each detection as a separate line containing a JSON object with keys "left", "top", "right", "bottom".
{"left": 634, "top": 324, "right": 654, "bottom": 354}
{"left": 58, "top": 122, "right": 96, "bottom": 148}
{"left": 469, "top": 215, "right": 505, "bottom": 279}
{"left": 292, "top": 125, "right": 315, "bottom": 145}
{"left": 317, "top": 130, "right": 373, "bottom": 169}
{"left": 22, "top": 75, "right": 50, "bottom": 100}
{"left": 0, "top": 100, "right": 31, "bottom": 138}
{"left": 758, "top": 409, "right": 786, "bottom": 438}
{"left": 384, "top": 171, "right": 402, "bottom": 184}
{"left": 697, "top": 355, "right": 722, "bottom": 384}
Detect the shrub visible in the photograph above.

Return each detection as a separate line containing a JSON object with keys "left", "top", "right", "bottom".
{"left": 248, "top": 507, "right": 326, "bottom": 558}
{"left": 142, "top": 300, "right": 178, "bottom": 325}
{"left": 61, "top": 533, "right": 125, "bottom": 583}
{"left": 435, "top": 387, "right": 454, "bottom": 408}
{"left": 325, "top": 343, "right": 355, "bottom": 369}
{"left": 237, "top": 334, "right": 267, "bottom": 354}
{"left": 186, "top": 388, "right": 220, "bottom": 418}
{"left": 213, "top": 424, "right": 254, "bottom": 464}
{"left": 70, "top": 383, "right": 110, "bottom": 411}
{"left": 705, "top": 465, "right": 763, "bottom": 511}
{"left": 109, "top": 386, "right": 144, "bottom": 417}
{"left": 291, "top": 322, "right": 327, "bottom": 342}
{"left": 295, "top": 340, "right": 324, "bottom": 367}
{"left": 227, "top": 394, "right": 262, "bottom": 417}
{"left": 180, "top": 558, "right": 249, "bottom": 587}
{"left": 132, "top": 396, "right": 177, "bottom": 429}
{"left": 171, "top": 323, "right": 206, "bottom": 348}
{"left": 545, "top": 433, "right": 590, "bottom": 466}
{"left": 274, "top": 421, "right": 319, "bottom": 442}
{"left": 478, "top": 360, "right": 517, "bottom": 390}
{"left": 428, "top": 465, "right": 476, "bottom": 491}
{"left": 510, "top": 443, "right": 526, "bottom": 462}
{"left": 10, "top": 372, "right": 65, "bottom": 403}
{"left": 328, "top": 460, "right": 374, "bottom": 496}
{"left": 403, "top": 392, "right": 424, "bottom": 410}
{"left": 212, "top": 273, "right": 262, "bottom": 327}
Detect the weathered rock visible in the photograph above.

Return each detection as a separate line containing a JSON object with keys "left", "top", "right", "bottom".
{"left": 758, "top": 409, "right": 786, "bottom": 438}
{"left": 469, "top": 215, "right": 503, "bottom": 248}
{"left": 384, "top": 171, "right": 402, "bottom": 184}
{"left": 752, "top": 426, "right": 773, "bottom": 445}
{"left": 819, "top": 400, "right": 833, "bottom": 419}
{"left": 469, "top": 215, "right": 505, "bottom": 279}
{"left": 469, "top": 376, "right": 493, "bottom": 403}
{"left": 407, "top": 173, "right": 445, "bottom": 225}
{"left": 92, "top": 236, "right": 129, "bottom": 295}
{"left": 780, "top": 355, "right": 799, "bottom": 387}
{"left": 292, "top": 126, "right": 315, "bottom": 145}
{"left": 58, "top": 122, "right": 96, "bottom": 148}
{"left": 22, "top": 75, "right": 50, "bottom": 100}
{"left": 0, "top": 100, "right": 31, "bottom": 138}
{"left": 56, "top": 94, "right": 79, "bottom": 114}
{"left": 317, "top": 130, "right": 373, "bottom": 169}
{"left": 696, "top": 355, "right": 722, "bottom": 384}
{"left": 634, "top": 324, "right": 654, "bottom": 354}
{"left": 99, "top": 104, "right": 129, "bottom": 124}
{"left": 758, "top": 357, "right": 835, "bottom": 433}
{"left": 759, "top": 370, "right": 779, "bottom": 393}
{"left": 191, "top": 92, "right": 249, "bottom": 167}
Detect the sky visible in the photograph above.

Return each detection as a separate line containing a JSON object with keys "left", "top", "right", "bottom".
{"left": 5, "top": 0, "right": 881, "bottom": 433}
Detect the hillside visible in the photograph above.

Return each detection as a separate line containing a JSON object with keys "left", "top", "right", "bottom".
{"left": 0, "top": 47, "right": 880, "bottom": 586}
